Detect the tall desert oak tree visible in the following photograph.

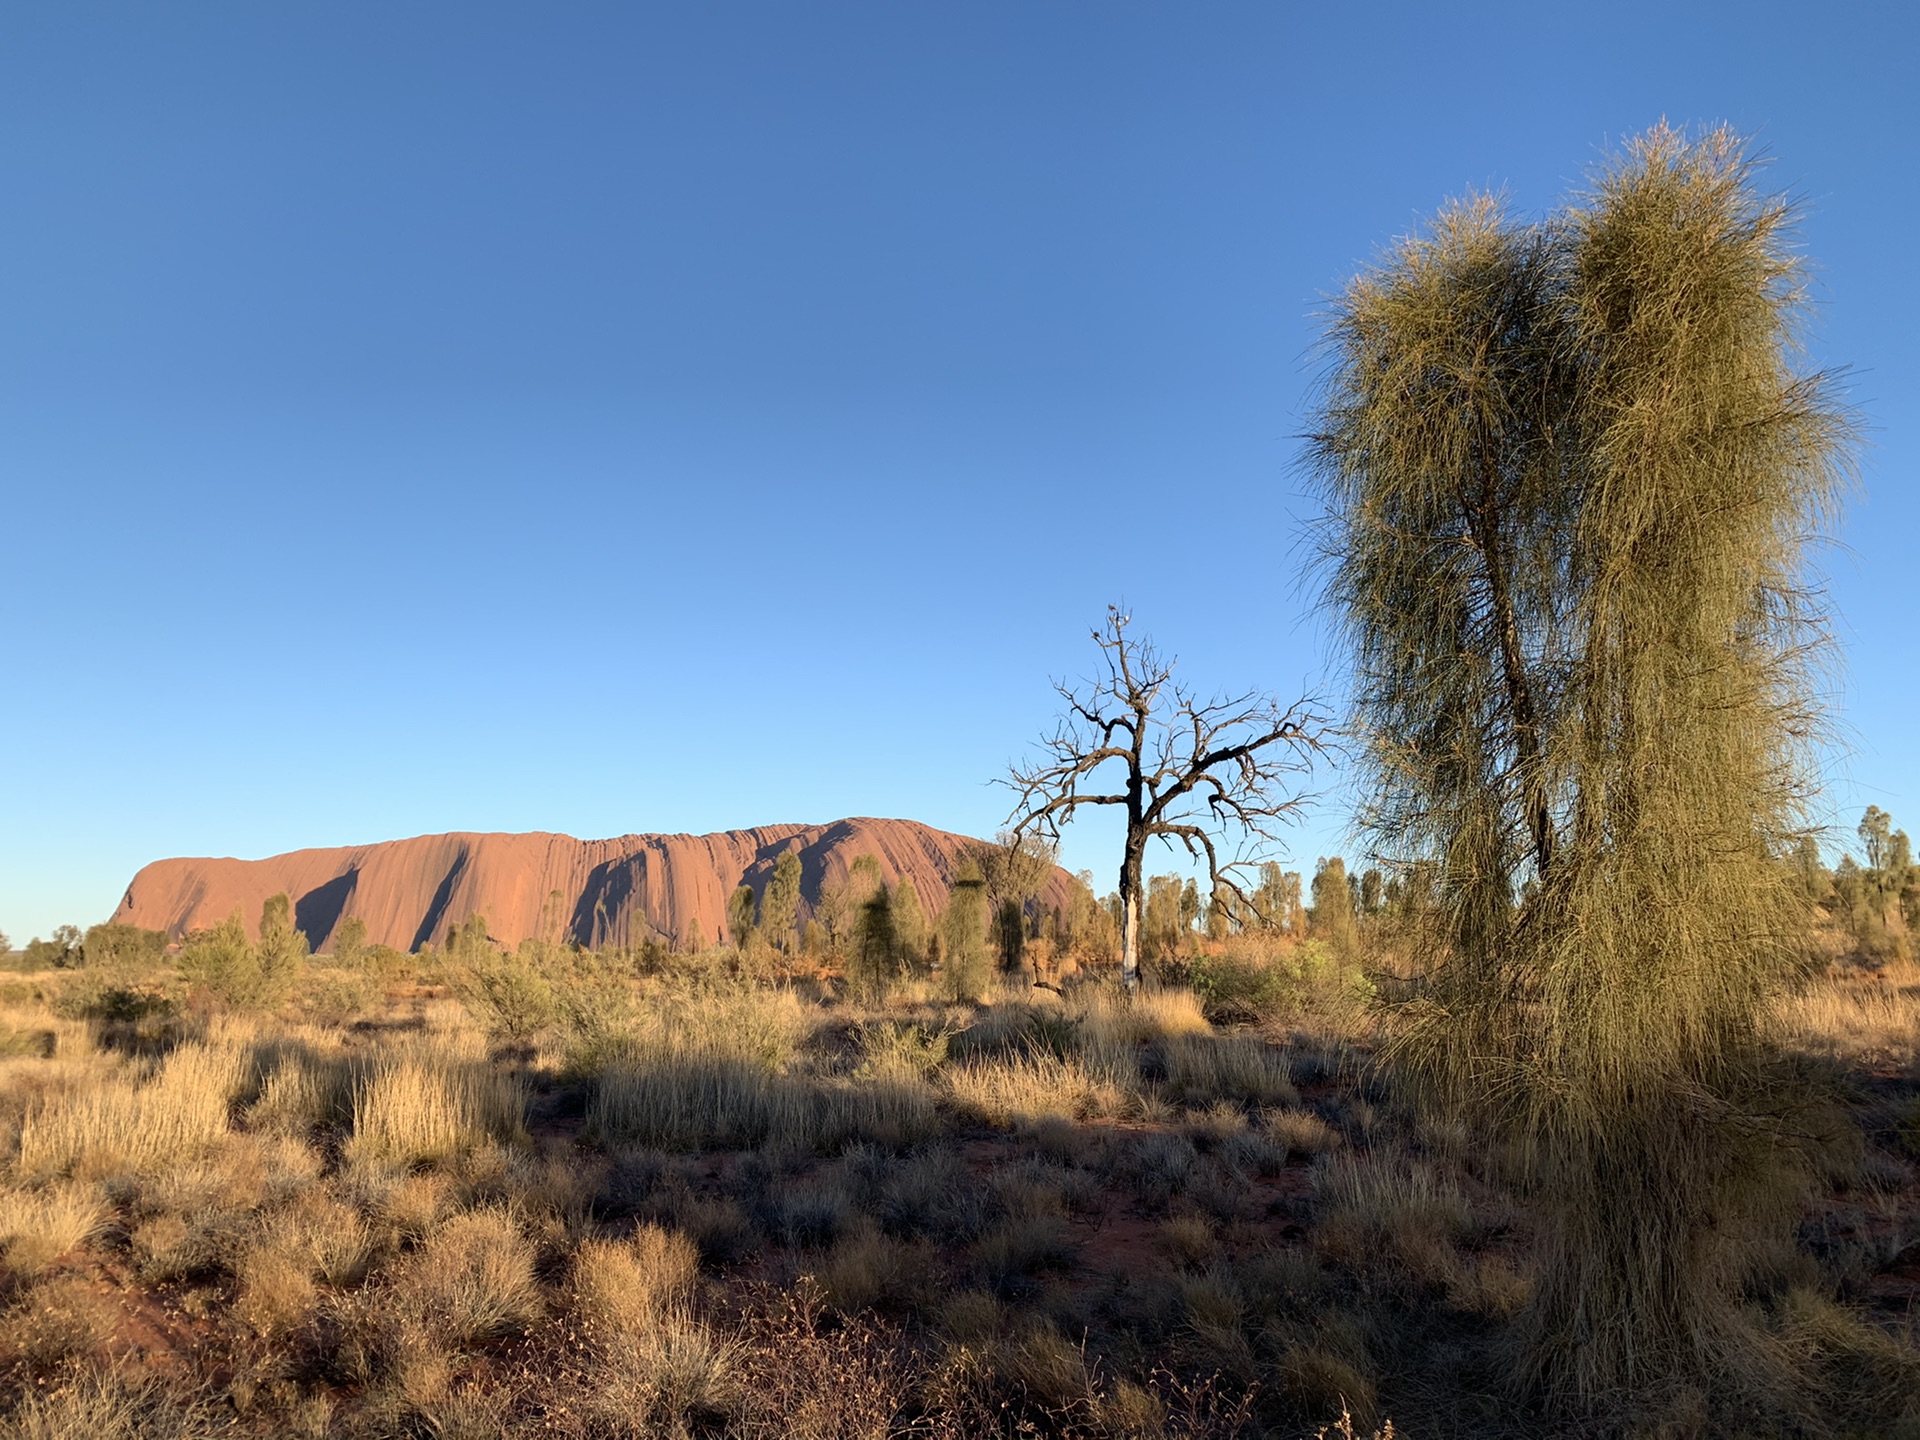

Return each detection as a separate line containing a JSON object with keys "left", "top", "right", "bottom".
{"left": 1310, "top": 125, "right": 1853, "bottom": 1404}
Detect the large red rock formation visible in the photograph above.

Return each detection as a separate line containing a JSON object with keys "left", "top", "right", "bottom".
{"left": 110, "top": 819, "right": 1078, "bottom": 953}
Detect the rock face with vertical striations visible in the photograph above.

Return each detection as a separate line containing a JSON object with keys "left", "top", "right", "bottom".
{"left": 109, "top": 818, "right": 1080, "bottom": 953}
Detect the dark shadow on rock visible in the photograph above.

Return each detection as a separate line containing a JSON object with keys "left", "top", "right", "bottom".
{"left": 410, "top": 847, "right": 471, "bottom": 953}
{"left": 572, "top": 856, "right": 640, "bottom": 949}
{"left": 295, "top": 870, "right": 359, "bottom": 952}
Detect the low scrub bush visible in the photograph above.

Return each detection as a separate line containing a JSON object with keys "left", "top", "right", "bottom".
{"left": 177, "top": 910, "right": 304, "bottom": 1009}
{"left": 454, "top": 946, "right": 557, "bottom": 1045}
{"left": 1186, "top": 939, "right": 1373, "bottom": 1026}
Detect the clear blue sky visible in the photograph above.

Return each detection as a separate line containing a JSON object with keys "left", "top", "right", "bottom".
{"left": 4, "top": 3, "right": 1914, "bottom": 942}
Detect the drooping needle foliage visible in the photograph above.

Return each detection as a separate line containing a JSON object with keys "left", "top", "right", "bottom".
{"left": 1310, "top": 124, "right": 1854, "bottom": 1405}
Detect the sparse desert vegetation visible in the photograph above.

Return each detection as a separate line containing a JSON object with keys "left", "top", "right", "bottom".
{"left": 3, "top": 122, "right": 1916, "bottom": 1440}
{"left": 0, "top": 847, "right": 1914, "bottom": 1438}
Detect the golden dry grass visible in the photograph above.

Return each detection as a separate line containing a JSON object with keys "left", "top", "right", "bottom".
{"left": 0, "top": 1181, "right": 106, "bottom": 1279}
{"left": 0, "top": 941, "right": 1906, "bottom": 1438}
{"left": 572, "top": 1223, "right": 699, "bottom": 1341}
{"left": 13, "top": 1040, "right": 247, "bottom": 1179}
{"left": 1265, "top": 1107, "right": 1342, "bottom": 1157}
{"left": 1314, "top": 1151, "right": 1478, "bottom": 1290}
{"left": 345, "top": 1037, "right": 527, "bottom": 1168}
{"left": 1162, "top": 1033, "right": 1297, "bottom": 1107}
{"left": 0, "top": 1371, "right": 214, "bottom": 1440}
{"left": 398, "top": 1207, "right": 542, "bottom": 1344}
{"left": 1776, "top": 958, "right": 1920, "bottom": 1068}
{"left": 942, "top": 1051, "right": 1126, "bottom": 1126}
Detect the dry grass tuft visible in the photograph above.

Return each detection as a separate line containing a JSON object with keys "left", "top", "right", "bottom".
{"left": 572, "top": 1224, "right": 698, "bottom": 1341}
{"left": 1445, "top": 1252, "right": 1533, "bottom": 1319}
{"left": 1160, "top": 1215, "right": 1218, "bottom": 1268}
{"left": 1162, "top": 1034, "right": 1297, "bottom": 1107}
{"left": 1314, "top": 1152, "right": 1476, "bottom": 1289}
{"left": 246, "top": 1047, "right": 357, "bottom": 1136}
{"left": 1265, "top": 1107, "right": 1341, "bottom": 1158}
{"left": 585, "top": 1310, "right": 738, "bottom": 1436}
{"left": 589, "top": 1059, "right": 806, "bottom": 1151}
{"left": 1776, "top": 958, "right": 1920, "bottom": 1069}
{"left": 0, "top": 1370, "right": 215, "bottom": 1440}
{"left": 972, "top": 1215, "right": 1074, "bottom": 1293}
{"left": 1001, "top": 1322, "right": 1098, "bottom": 1412}
{"left": 346, "top": 1039, "right": 527, "bottom": 1168}
{"left": 811, "top": 1225, "right": 925, "bottom": 1315}
{"left": 944, "top": 1052, "right": 1124, "bottom": 1127}
{"left": 0, "top": 1275, "right": 119, "bottom": 1374}
{"left": 281, "top": 1189, "right": 378, "bottom": 1284}
{"left": 384, "top": 1198, "right": 541, "bottom": 1351}
{"left": 397, "top": 1206, "right": 542, "bottom": 1344}
{"left": 1278, "top": 1345, "right": 1380, "bottom": 1430}
{"left": 1773, "top": 1285, "right": 1920, "bottom": 1426}
{"left": 235, "top": 1231, "right": 319, "bottom": 1338}
{"left": 369, "top": 1170, "right": 455, "bottom": 1245}
{"left": 0, "top": 1181, "right": 106, "bottom": 1278}
{"left": 14, "top": 1040, "right": 247, "bottom": 1179}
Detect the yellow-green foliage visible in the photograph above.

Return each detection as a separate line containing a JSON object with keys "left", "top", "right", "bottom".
{"left": 1186, "top": 938, "right": 1374, "bottom": 1026}
{"left": 178, "top": 902, "right": 305, "bottom": 1008}
{"left": 455, "top": 943, "right": 557, "bottom": 1044}
{"left": 1311, "top": 123, "right": 1853, "bottom": 1401}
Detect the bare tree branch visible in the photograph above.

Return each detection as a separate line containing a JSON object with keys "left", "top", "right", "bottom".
{"left": 999, "top": 606, "right": 1329, "bottom": 988}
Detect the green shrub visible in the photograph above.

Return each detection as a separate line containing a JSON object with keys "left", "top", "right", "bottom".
{"left": 1187, "top": 940, "right": 1372, "bottom": 1024}
{"left": 457, "top": 946, "right": 557, "bottom": 1045}
{"left": 177, "top": 906, "right": 303, "bottom": 1009}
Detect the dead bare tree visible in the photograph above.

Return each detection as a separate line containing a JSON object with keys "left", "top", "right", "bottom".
{"left": 1004, "top": 606, "right": 1326, "bottom": 990}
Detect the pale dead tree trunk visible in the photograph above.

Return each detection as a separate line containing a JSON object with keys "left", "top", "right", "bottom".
{"left": 1004, "top": 606, "right": 1326, "bottom": 993}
